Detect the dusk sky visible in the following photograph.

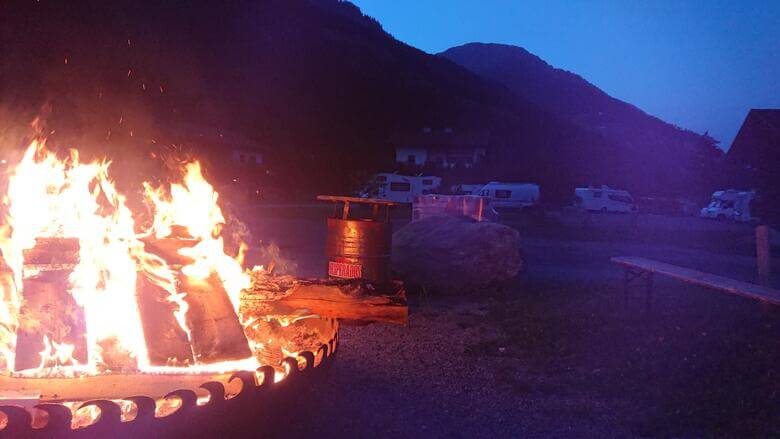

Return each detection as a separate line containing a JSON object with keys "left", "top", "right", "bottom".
{"left": 352, "top": 0, "right": 780, "bottom": 149}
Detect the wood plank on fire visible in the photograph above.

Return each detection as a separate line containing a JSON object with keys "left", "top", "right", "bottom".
{"left": 137, "top": 274, "right": 194, "bottom": 366}
{"left": 22, "top": 237, "right": 80, "bottom": 265}
{"left": 240, "top": 276, "right": 408, "bottom": 325}
{"left": 16, "top": 238, "right": 88, "bottom": 371}
{"left": 179, "top": 272, "right": 252, "bottom": 364}
{"left": 141, "top": 237, "right": 253, "bottom": 364}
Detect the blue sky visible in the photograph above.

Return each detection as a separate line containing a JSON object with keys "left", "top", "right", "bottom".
{"left": 351, "top": 0, "right": 780, "bottom": 149}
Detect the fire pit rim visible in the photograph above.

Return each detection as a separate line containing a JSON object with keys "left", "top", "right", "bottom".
{"left": 0, "top": 324, "right": 339, "bottom": 436}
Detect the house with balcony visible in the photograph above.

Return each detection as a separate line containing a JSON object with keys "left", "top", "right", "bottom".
{"left": 391, "top": 128, "right": 489, "bottom": 169}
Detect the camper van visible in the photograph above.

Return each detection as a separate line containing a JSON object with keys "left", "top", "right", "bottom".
{"left": 699, "top": 190, "right": 754, "bottom": 222}
{"left": 574, "top": 186, "right": 637, "bottom": 213}
{"left": 477, "top": 182, "right": 540, "bottom": 209}
{"left": 361, "top": 173, "right": 442, "bottom": 203}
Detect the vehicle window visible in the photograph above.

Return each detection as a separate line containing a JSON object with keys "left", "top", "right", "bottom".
{"left": 593, "top": 191, "right": 602, "bottom": 198}
{"left": 722, "top": 201, "right": 735, "bottom": 209}
{"left": 390, "top": 182, "right": 411, "bottom": 192}
{"left": 495, "top": 189, "right": 511, "bottom": 199}
{"left": 608, "top": 194, "right": 633, "bottom": 203}
{"left": 422, "top": 179, "right": 433, "bottom": 185}
{"left": 375, "top": 175, "right": 387, "bottom": 182}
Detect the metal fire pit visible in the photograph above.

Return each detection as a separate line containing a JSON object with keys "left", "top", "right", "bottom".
{"left": 0, "top": 322, "right": 339, "bottom": 438}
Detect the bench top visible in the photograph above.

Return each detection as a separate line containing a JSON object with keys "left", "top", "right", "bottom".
{"left": 611, "top": 256, "right": 780, "bottom": 306}
{"left": 316, "top": 195, "right": 399, "bottom": 206}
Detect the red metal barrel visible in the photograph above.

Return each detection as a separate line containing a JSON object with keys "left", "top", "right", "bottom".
{"left": 317, "top": 196, "right": 397, "bottom": 283}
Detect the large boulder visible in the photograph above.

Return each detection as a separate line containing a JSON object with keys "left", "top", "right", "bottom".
{"left": 391, "top": 215, "right": 524, "bottom": 294}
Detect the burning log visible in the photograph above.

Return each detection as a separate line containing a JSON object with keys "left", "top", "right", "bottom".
{"left": 141, "top": 236, "right": 198, "bottom": 267}
{"left": 240, "top": 275, "right": 407, "bottom": 325}
{"left": 179, "top": 272, "right": 252, "bottom": 363}
{"left": 136, "top": 274, "right": 194, "bottom": 366}
{"left": 16, "top": 238, "right": 87, "bottom": 371}
{"left": 141, "top": 237, "right": 251, "bottom": 364}
{"left": 243, "top": 316, "right": 337, "bottom": 368}
{"left": 22, "top": 237, "right": 80, "bottom": 265}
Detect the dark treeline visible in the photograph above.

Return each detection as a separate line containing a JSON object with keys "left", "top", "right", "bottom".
{"left": 0, "top": 0, "right": 723, "bottom": 202}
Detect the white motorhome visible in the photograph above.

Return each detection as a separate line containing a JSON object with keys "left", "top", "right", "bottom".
{"left": 477, "top": 182, "right": 540, "bottom": 209}
{"left": 361, "top": 173, "right": 442, "bottom": 203}
{"left": 574, "top": 186, "right": 637, "bottom": 213}
{"left": 699, "top": 190, "right": 754, "bottom": 222}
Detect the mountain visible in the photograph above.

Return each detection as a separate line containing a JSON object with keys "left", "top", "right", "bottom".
{"left": 0, "top": 1, "right": 717, "bottom": 200}
{"left": 441, "top": 43, "right": 723, "bottom": 194}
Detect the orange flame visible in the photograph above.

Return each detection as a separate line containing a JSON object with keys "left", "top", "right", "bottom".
{"left": 0, "top": 139, "right": 265, "bottom": 377}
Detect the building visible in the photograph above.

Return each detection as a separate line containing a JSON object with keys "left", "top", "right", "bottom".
{"left": 391, "top": 128, "right": 489, "bottom": 169}
{"left": 231, "top": 148, "right": 263, "bottom": 166}
{"left": 164, "top": 122, "right": 263, "bottom": 166}
{"left": 727, "top": 109, "right": 780, "bottom": 224}
{"left": 727, "top": 109, "right": 780, "bottom": 173}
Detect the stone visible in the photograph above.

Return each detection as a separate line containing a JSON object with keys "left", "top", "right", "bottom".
{"left": 391, "top": 215, "right": 523, "bottom": 294}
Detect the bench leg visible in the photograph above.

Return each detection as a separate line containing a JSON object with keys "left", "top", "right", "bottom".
{"left": 624, "top": 269, "right": 630, "bottom": 308}
{"left": 622, "top": 268, "right": 654, "bottom": 312}
{"left": 645, "top": 272, "right": 654, "bottom": 312}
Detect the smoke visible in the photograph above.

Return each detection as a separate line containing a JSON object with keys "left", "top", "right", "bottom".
{"left": 255, "top": 242, "right": 298, "bottom": 276}
{"left": 219, "top": 199, "right": 298, "bottom": 276}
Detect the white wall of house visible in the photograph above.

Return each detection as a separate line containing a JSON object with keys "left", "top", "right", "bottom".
{"left": 395, "top": 147, "right": 428, "bottom": 166}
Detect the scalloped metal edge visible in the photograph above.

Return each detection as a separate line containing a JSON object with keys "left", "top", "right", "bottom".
{"left": 0, "top": 324, "right": 339, "bottom": 437}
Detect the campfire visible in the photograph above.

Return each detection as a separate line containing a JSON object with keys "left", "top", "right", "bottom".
{"left": 0, "top": 138, "right": 349, "bottom": 435}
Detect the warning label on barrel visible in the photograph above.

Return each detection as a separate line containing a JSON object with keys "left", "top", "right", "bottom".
{"left": 328, "top": 261, "right": 363, "bottom": 279}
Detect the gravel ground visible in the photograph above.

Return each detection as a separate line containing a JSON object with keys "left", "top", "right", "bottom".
{"left": 244, "top": 208, "right": 779, "bottom": 437}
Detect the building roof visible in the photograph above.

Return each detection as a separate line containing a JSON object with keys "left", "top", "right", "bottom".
{"left": 390, "top": 129, "right": 490, "bottom": 150}
{"left": 727, "top": 109, "right": 780, "bottom": 168}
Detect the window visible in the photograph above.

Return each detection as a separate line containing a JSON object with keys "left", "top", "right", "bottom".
{"left": 593, "top": 191, "right": 602, "bottom": 198}
{"left": 375, "top": 175, "right": 387, "bottom": 182}
{"left": 608, "top": 194, "right": 633, "bottom": 204}
{"left": 495, "top": 189, "right": 512, "bottom": 199}
{"left": 407, "top": 155, "right": 416, "bottom": 165}
{"left": 422, "top": 179, "right": 433, "bottom": 186}
{"left": 390, "top": 182, "right": 411, "bottom": 192}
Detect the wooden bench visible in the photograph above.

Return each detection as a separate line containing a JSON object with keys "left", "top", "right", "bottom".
{"left": 611, "top": 256, "right": 780, "bottom": 311}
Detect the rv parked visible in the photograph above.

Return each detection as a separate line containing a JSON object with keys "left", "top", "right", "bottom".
{"left": 360, "top": 173, "right": 442, "bottom": 203}
{"left": 477, "top": 182, "right": 540, "bottom": 209}
{"left": 574, "top": 186, "right": 637, "bottom": 213}
{"left": 699, "top": 190, "right": 755, "bottom": 222}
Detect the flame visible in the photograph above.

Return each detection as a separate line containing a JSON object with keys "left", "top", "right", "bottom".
{"left": 141, "top": 162, "right": 250, "bottom": 314}
{"left": 0, "top": 136, "right": 324, "bottom": 390}
{"left": 0, "top": 140, "right": 148, "bottom": 374}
